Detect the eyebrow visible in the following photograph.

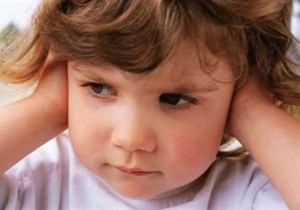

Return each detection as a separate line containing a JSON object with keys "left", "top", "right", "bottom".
{"left": 72, "top": 64, "right": 219, "bottom": 94}
{"left": 71, "top": 63, "right": 113, "bottom": 81}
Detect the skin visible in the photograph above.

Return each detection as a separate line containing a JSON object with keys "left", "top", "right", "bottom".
{"left": 0, "top": 47, "right": 300, "bottom": 208}
{"left": 0, "top": 56, "right": 68, "bottom": 174}
{"left": 67, "top": 43, "right": 235, "bottom": 199}
{"left": 227, "top": 77, "right": 300, "bottom": 210}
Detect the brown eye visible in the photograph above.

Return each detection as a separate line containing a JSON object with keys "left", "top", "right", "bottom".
{"left": 159, "top": 93, "right": 196, "bottom": 106}
{"left": 84, "top": 83, "right": 114, "bottom": 96}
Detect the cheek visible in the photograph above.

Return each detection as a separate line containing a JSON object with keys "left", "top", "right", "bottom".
{"left": 68, "top": 82, "right": 101, "bottom": 146}
{"left": 166, "top": 123, "right": 222, "bottom": 171}
{"left": 68, "top": 109, "right": 95, "bottom": 162}
{"left": 161, "top": 102, "right": 230, "bottom": 183}
{"left": 160, "top": 132, "right": 220, "bottom": 190}
{"left": 68, "top": 93, "right": 108, "bottom": 166}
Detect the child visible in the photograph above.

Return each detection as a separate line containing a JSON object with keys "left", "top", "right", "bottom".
{"left": 1, "top": 0, "right": 300, "bottom": 209}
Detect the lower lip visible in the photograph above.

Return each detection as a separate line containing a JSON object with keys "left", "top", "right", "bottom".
{"left": 115, "top": 167, "right": 152, "bottom": 176}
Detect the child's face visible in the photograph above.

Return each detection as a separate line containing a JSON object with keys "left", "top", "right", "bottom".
{"left": 67, "top": 43, "right": 235, "bottom": 199}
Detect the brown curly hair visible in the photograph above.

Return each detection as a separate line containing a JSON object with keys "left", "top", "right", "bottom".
{"left": 1, "top": 0, "right": 299, "bottom": 157}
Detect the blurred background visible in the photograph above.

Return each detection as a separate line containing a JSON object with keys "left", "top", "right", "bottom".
{"left": 0, "top": 0, "right": 300, "bottom": 106}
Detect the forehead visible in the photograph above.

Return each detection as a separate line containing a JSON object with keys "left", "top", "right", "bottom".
{"left": 71, "top": 43, "right": 234, "bottom": 92}
{"left": 152, "top": 43, "right": 232, "bottom": 80}
{"left": 130, "top": 43, "right": 234, "bottom": 90}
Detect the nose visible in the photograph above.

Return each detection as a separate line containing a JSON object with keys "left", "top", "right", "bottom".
{"left": 111, "top": 111, "right": 157, "bottom": 153}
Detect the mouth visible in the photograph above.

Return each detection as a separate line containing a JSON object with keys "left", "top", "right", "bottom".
{"left": 115, "top": 166, "right": 155, "bottom": 176}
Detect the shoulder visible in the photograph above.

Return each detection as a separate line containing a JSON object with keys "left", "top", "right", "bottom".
{"left": 199, "top": 157, "right": 288, "bottom": 210}
{"left": 6, "top": 134, "right": 74, "bottom": 177}
{"left": 0, "top": 135, "right": 76, "bottom": 209}
{"left": 0, "top": 135, "right": 132, "bottom": 209}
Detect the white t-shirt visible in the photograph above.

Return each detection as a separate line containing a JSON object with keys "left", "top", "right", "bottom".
{"left": 0, "top": 136, "right": 288, "bottom": 210}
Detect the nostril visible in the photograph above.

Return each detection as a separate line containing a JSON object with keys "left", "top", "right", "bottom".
{"left": 111, "top": 136, "right": 156, "bottom": 153}
{"left": 110, "top": 124, "right": 157, "bottom": 153}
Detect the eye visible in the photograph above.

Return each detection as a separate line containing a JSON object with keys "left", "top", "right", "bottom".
{"left": 159, "top": 93, "right": 197, "bottom": 106}
{"left": 83, "top": 82, "right": 115, "bottom": 97}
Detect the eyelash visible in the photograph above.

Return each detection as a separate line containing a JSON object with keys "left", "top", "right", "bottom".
{"left": 80, "top": 82, "right": 199, "bottom": 110}
{"left": 159, "top": 93, "right": 199, "bottom": 111}
{"left": 81, "top": 82, "right": 116, "bottom": 98}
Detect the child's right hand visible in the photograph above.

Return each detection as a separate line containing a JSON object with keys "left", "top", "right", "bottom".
{"left": 32, "top": 53, "right": 68, "bottom": 132}
{"left": 0, "top": 53, "right": 68, "bottom": 174}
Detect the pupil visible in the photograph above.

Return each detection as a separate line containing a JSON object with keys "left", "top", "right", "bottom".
{"left": 91, "top": 84, "right": 103, "bottom": 94}
{"left": 160, "top": 94, "right": 180, "bottom": 105}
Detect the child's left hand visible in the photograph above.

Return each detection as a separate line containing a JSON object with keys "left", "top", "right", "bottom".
{"left": 226, "top": 76, "right": 300, "bottom": 209}
{"left": 226, "top": 75, "right": 273, "bottom": 144}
